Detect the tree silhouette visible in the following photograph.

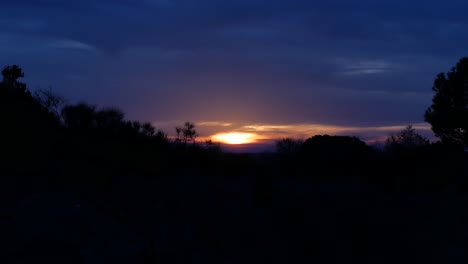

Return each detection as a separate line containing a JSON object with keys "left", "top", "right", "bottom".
{"left": 34, "top": 89, "right": 65, "bottom": 119}
{"left": 153, "top": 129, "right": 169, "bottom": 145}
{"left": 0, "top": 65, "right": 35, "bottom": 109}
{"left": 95, "top": 108, "right": 124, "bottom": 131}
{"left": 424, "top": 57, "right": 468, "bottom": 147}
{"left": 61, "top": 103, "right": 97, "bottom": 131}
{"left": 301, "top": 135, "right": 370, "bottom": 160}
{"left": 204, "top": 139, "right": 222, "bottom": 154}
{"left": 0, "top": 65, "right": 60, "bottom": 173}
{"left": 175, "top": 122, "right": 198, "bottom": 144}
{"left": 1, "top": 65, "right": 27, "bottom": 92}
{"left": 141, "top": 122, "right": 155, "bottom": 137}
{"left": 385, "top": 125, "right": 429, "bottom": 153}
{"left": 276, "top": 138, "right": 303, "bottom": 156}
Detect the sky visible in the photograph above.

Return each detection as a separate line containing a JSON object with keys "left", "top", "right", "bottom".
{"left": 1, "top": 0, "right": 467, "bottom": 150}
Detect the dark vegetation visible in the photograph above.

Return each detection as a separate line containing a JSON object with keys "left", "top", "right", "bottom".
{"left": 2, "top": 59, "right": 468, "bottom": 263}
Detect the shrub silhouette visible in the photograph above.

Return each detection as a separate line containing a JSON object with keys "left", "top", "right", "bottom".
{"left": 62, "top": 103, "right": 98, "bottom": 132}
{"left": 276, "top": 138, "right": 303, "bottom": 157}
{"left": 385, "top": 125, "right": 430, "bottom": 154}
{"left": 301, "top": 135, "right": 370, "bottom": 159}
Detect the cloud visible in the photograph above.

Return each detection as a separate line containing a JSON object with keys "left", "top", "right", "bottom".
{"left": 337, "top": 59, "right": 395, "bottom": 76}
{"left": 235, "top": 122, "right": 432, "bottom": 142}
{"left": 198, "top": 121, "right": 233, "bottom": 127}
{"left": 48, "top": 39, "right": 97, "bottom": 52}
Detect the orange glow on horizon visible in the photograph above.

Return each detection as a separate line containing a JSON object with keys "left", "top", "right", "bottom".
{"left": 212, "top": 132, "right": 257, "bottom": 145}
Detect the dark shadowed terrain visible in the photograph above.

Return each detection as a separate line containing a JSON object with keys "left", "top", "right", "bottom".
{"left": 2, "top": 151, "right": 467, "bottom": 263}
{"left": 1, "top": 65, "right": 468, "bottom": 263}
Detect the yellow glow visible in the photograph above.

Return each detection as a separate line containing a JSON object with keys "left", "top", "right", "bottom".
{"left": 212, "top": 132, "right": 257, "bottom": 145}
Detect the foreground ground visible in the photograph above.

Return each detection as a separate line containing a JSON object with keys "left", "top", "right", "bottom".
{"left": 2, "top": 167, "right": 467, "bottom": 263}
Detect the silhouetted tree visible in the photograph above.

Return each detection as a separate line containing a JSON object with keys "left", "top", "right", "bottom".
{"left": 34, "top": 89, "right": 65, "bottom": 120}
{"left": 385, "top": 125, "right": 429, "bottom": 153}
{"left": 141, "top": 122, "right": 155, "bottom": 137}
{"left": 301, "top": 135, "right": 370, "bottom": 161}
{"left": 138, "top": 122, "right": 169, "bottom": 144}
{"left": 95, "top": 107, "right": 125, "bottom": 138}
{"left": 276, "top": 138, "right": 303, "bottom": 156}
{"left": 61, "top": 103, "right": 97, "bottom": 131}
{"left": 153, "top": 129, "right": 169, "bottom": 145}
{"left": 1, "top": 65, "right": 27, "bottom": 92}
{"left": 0, "top": 65, "right": 60, "bottom": 173}
{"left": 132, "top": 121, "right": 141, "bottom": 132}
{"left": 0, "top": 65, "right": 32, "bottom": 106}
{"left": 425, "top": 57, "right": 468, "bottom": 147}
{"left": 175, "top": 122, "right": 198, "bottom": 144}
{"left": 204, "top": 139, "right": 222, "bottom": 154}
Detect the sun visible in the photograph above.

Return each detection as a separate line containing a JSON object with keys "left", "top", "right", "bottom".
{"left": 212, "top": 132, "right": 257, "bottom": 145}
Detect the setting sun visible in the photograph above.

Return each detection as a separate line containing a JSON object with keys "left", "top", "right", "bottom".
{"left": 212, "top": 132, "right": 257, "bottom": 145}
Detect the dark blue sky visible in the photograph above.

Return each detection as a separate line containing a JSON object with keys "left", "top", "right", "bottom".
{"left": 1, "top": 0, "right": 467, "bottom": 141}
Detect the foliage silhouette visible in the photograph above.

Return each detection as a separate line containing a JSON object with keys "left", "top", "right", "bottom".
{"left": 175, "top": 121, "right": 198, "bottom": 144}
{"left": 96, "top": 108, "right": 125, "bottom": 129}
{"left": 141, "top": 122, "right": 156, "bottom": 136}
{"left": 301, "top": 135, "right": 371, "bottom": 159}
{"left": 34, "top": 88, "right": 65, "bottom": 120}
{"left": 62, "top": 103, "right": 98, "bottom": 132}
{"left": 204, "top": 139, "right": 222, "bottom": 154}
{"left": 1, "top": 65, "right": 27, "bottom": 92}
{"left": 385, "top": 125, "right": 430, "bottom": 153}
{"left": 0, "top": 65, "right": 61, "bottom": 174}
{"left": 425, "top": 57, "right": 468, "bottom": 147}
{"left": 275, "top": 138, "right": 303, "bottom": 157}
